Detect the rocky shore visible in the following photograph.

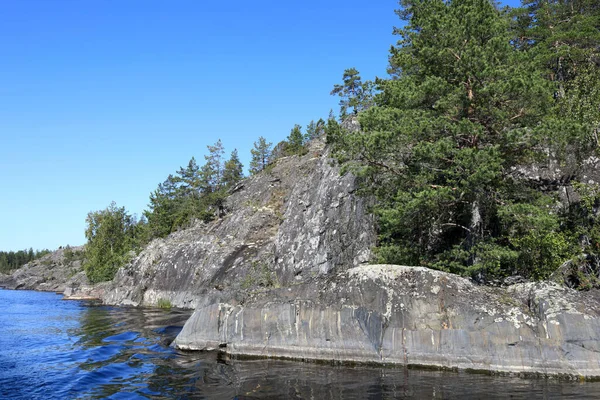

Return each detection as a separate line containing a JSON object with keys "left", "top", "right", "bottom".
{"left": 174, "top": 264, "right": 600, "bottom": 379}
{"left": 0, "top": 246, "right": 87, "bottom": 293}
{"left": 3, "top": 139, "right": 600, "bottom": 379}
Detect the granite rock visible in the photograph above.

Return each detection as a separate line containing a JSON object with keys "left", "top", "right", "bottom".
{"left": 174, "top": 265, "right": 600, "bottom": 378}
{"left": 75, "top": 138, "right": 376, "bottom": 308}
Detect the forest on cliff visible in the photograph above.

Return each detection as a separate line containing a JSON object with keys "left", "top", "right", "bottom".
{"left": 79, "top": 0, "right": 600, "bottom": 287}
{"left": 327, "top": 0, "right": 600, "bottom": 285}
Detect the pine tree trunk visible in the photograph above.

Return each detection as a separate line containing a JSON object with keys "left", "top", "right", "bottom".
{"left": 467, "top": 200, "right": 482, "bottom": 265}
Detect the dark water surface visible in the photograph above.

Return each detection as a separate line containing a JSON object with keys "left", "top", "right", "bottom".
{"left": 1, "top": 289, "right": 600, "bottom": 399}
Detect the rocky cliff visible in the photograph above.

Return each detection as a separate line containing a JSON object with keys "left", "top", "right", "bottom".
{"left": 68, "top": 138, "right": 376, "bottom": 309}
{"left": 0, "top": 246, "right": 87, "bottom": 292}
{"left": 174, "top": 264, "right": 600, "bottom": 378}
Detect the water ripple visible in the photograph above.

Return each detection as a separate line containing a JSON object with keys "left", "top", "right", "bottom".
{"left": 2, "top": 289, "right": 600, "bottom": 399}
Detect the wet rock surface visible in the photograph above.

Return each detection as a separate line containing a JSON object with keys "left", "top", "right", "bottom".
{"left": 174, "top": 265, "right": 600, "bottom": 378}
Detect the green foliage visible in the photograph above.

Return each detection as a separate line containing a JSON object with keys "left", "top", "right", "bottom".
{"left": 498, "top": 199, "right": 575, "bottom": 279}
{"left": 144, "top": 139, "right": 242, "bottom": 240}
{"left": 145, "top": 174, "right": 182, "bottom": 238}
{"left": 331, "top": 68, "right": 375, "bottom": 117}
{"left": 200, "top": 140, "right": 225, "bottom": 194}
{"left": 249, "top": 136, "right": 273, "bottom": 174}
{"left": 157, "top": 298, "right": 172, "bottom": 309}
{"left": 83, "top": 202, "right": 142, "bottom": 283}
{"left": 324, "top": 115, "right": 342, "bottom": 146}
{"left": 330, "top": 0, "right": 599, "bottom": 281}
{"left": 285, "top": 124, "right": 306, "bottom": 156}
{"left": 223, "top": 149, "right": 244, "bottom": 188}
{"left": 305, "top": 118, "right": 326, "bottom": 141}
{"left": 0, "top": 248, "right": 51, "bottom": 274}
{"left": 514, "top": 0, "right": 600, "bottom": 157}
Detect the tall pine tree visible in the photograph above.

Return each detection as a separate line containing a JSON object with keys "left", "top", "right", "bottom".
{"left": 249, "top": 136, "right": 273, "bottom": 174}
{"left": 331, "top": 0, "right": 576, "bottom": 279}
{"left": 286, "top": 124, "right": 305, "bottom": 155}
{"left": 223, "top": 149, "right": 244, "bottom": 188}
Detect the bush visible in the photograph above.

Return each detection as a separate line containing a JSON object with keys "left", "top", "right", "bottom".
{"left": 157, "top": 298, "right": 172, "bottom": 309}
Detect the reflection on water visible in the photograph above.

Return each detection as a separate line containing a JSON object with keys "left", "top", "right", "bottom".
{"left": 1, "top": 289, "right": 600, "bottom": 399}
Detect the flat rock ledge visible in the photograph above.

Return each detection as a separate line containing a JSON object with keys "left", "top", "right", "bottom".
{"left": 174, "top": 265, "right": 600, "bottom": 379}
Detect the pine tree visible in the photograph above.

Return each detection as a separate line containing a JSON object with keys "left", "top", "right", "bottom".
{"left": 286, "top": 124, "right": 305, "bottom": 155}
{"left": 330, "top": 68, "right": 374, "bottom": 117}
{"left": 517, "top": 0, "right": 600, "bottom": 157}
{"left": 306, "top": 120, "right": 317, "bottom": 142}
{"left": 200, "top": 139, "right": 225, "bottom": 193}
{"left": 331, "top": 0, "right": 575, "bottom": 279}
{"left": 176, "top": 157, "right": 201, "bottom": 196}
{"left": 145, "top": 174, "right": 181, "bottom": 238}
{"left": 316, "top": 118, "right": 326, "bottom": 138}
{"left": 223, "top": 149, "right": 244, "bottom": 188}
{"left": 304, "top": 119, "right": 326, "bottom": 141}
{"left": 249, "top": 136, "right": 273, "bottom": 174}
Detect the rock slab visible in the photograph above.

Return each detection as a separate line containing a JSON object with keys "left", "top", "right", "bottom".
{"left": 174, "top": 265, "right": 600, "bottom": 378}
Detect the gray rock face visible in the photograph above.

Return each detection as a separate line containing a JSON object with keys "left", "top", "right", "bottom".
{"left": 87, "top": 139, "right": 376, "bottom": 308}
{"left": 513, "top": 152, "right": 600, "bottom": 206}
{"left": 174, "top": 265, "right": 600, "bottom": 378}
{"left": 0, "top": 246, "right": 87, "bottom": 293}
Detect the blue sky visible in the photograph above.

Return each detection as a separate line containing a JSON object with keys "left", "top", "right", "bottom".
{"left": 0, "top": 0, "right": 521, "bottom": 251}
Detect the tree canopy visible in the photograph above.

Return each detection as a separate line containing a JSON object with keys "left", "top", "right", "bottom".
{"left": 249, "top": 136, "right": 273, "bottom": 174}
{"left": 329, "top": 0, "right": 600, "bottom": 283}
{"left": 83, "top": 202, "right": 141, "bottom": 283}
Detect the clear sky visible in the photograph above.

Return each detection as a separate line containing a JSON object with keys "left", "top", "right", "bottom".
{"left": 0, "top": 0, "right": 521, "bottom": 252}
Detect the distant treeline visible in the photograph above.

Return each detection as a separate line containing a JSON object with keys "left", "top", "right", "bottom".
{"left": 0, "top": 249, "right": 51, "bottom": 274}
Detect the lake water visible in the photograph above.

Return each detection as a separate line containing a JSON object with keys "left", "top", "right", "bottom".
{"left": 1, "top": 289, "right": 600, "bottom": 399}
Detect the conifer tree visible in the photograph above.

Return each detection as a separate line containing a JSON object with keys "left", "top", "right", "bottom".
{"left": 306, "top": 120, "right": 317, "bottom": 141}
{"left": 223, "top": 149, "right": 244, "bottom": 188}
{"left": 330, "top": 68, "right": 374, "bottom": 116}
{"left": 304, "top": 119, "right": 326, "bottom": 141}
{"left": 517, "top": 0, "right": 600, "bottom": 157}
{"left": 145, "top": 174, "right": 181, "bottom": 238}
{"left": 316, "top": 118, "right": 326, "bottom": 138}
{"left": 175, "top": 156, "right": 205, "bottom": 229}
{"left": 176, "top": 157, "right": 201, "bottom": 196}
{"left": 286, "top": 124, "right": 305, "bottom": 155}
{"left": 200, "top": 139, "right": 225, "bottom": 193}
{"left": 249, "top": 136, "right": 273, "bottom": 174}
{"left": 331, "top": 0, "right": 576, "bottom": 279}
